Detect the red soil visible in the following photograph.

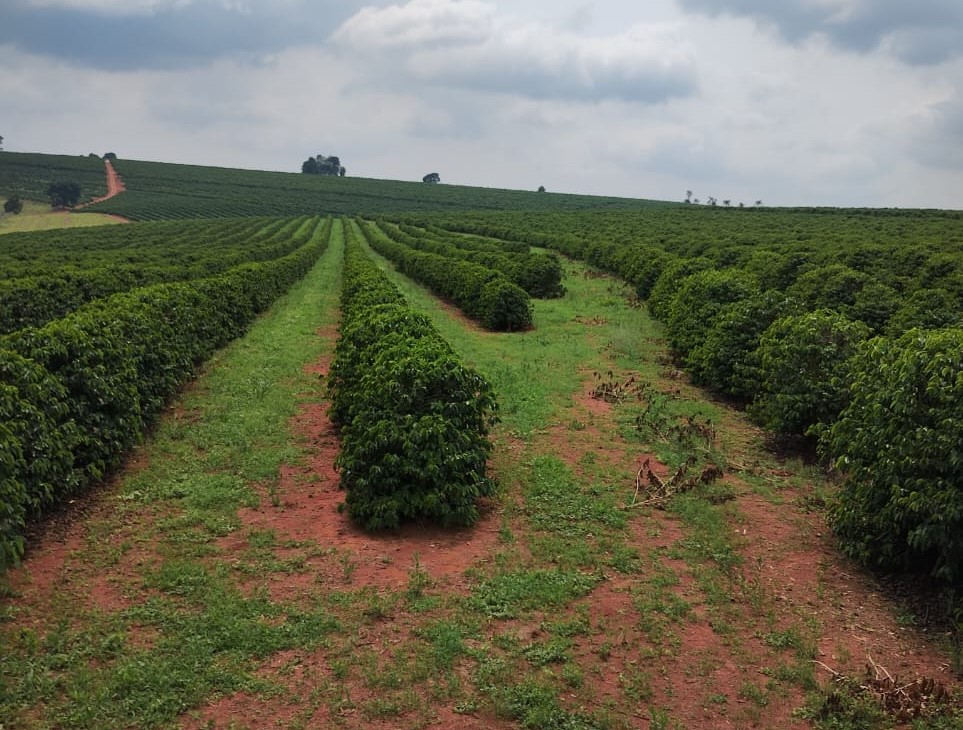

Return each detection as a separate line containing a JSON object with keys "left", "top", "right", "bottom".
{"left": 74, "top": 158, "right": 128, "bottom": 216}
{"left": 218, "top": 354, "right": 503, "bottom": 601}
{"left": 535, "top": 371, "right": 960, "bottom": 729}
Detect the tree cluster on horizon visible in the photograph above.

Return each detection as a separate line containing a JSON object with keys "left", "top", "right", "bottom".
{"left": 302, "top": 154, "right": 345, "bottom": 177}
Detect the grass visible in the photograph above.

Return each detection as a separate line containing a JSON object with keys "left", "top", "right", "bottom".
{"left": 0, "top": 221, "right": 345, "bottom": 728}
{"left": 3, "top": 221, "right": 961, "bottom": 729}
{"left": 0, "top": 199, "right": 125, "bottom": 234}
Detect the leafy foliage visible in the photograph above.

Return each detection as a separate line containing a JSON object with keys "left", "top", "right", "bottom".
{"left": 358, "top": 218, "right": 533, "bottom": 331}
{"left": 3, "top": 195, "right": 22, "bottom": 214}
{"left": 688, "top": 290, "right": 797, "bottom": 398}
{"left": 328, "top": 222, "right": 498, "bottom": 529}
{"left": 46, "top": 181, "right": 82, "bottom": 208}
{"left": 0, "top": 217, "right": 316, "bottom": 334}
{"left": 0, "top": 218, "right": 331, "bottom": 565}
{"left": 663, "top": 268, "right": 758, "bottom": 360}
{"left": 826, "top": 329, "right": 963, "bottom": 582}
{"left": 749, "top": 310, "right": 871, "bottom": 436}
{"left": 378, "top": 219, "right": 565, "bottom": 298}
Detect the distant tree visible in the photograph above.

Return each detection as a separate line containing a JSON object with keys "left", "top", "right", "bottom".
{"left": 0, "top": 134, "right": 4, "bottom": 151}
{"left": 423, "top": 172, "right": 441, "bottom": 184}
{"left": 738, "top": 202, "right": 745, "bottom": 208}
{"left": 87, "top": 152, "right": 99, "bottom": 159}
{"left": 538, "top": 185, "right": 546, "bottom": 193}
{"left": 47, "top": 181, "right": 82, "bottom": 208}
{"left": 693, "top": 198, "right": 700, "bottom": 205}
{"left": 685, "top": 189, "right": 692, "bottom": 203}
{"left": 301, "top": 154, "right": 345, "bottom": 176}
{"left": 755, "top": 200, "right": 763, "bottom": 207}
{"left": 3, "top": 194, "right": 23, "bottom": 214}
{"left": 103, "top": 152, "right": 117, "bottom": 161}
{"left": 723, "top": 199, "right": 731, "bottom": 207}
{"left": 707, "top": 196, "right": 717, "bottom": 206}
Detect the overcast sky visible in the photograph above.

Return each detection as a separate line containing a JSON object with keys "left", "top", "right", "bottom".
{"left": 2, "top": 0, "right": 961, "bottom": 208}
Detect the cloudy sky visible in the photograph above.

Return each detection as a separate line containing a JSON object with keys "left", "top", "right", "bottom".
{"left": 2, "top": 0, "right": 961, "bottom": 208}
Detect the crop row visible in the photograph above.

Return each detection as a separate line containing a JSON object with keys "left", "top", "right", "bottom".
{"left": 0, "top": 218, "right": 332, "bottom": 567}
{"left": 423, "top": 210, "right": 963, "bottom": 588}
{"left": 357, "top": 218, "right": 533, "bottom": 331}
{"left": 369, "top": 219, "right": 565, "bottom": 298}
{"left": 79, "top": 157, "right": 663, "bottom": 221}
{"left": 326, "top": 219, "right": 497, "bottom": 529}
{"left": 0, "top": 217, "right": 322, "bottom": 334}
{"left": 0, "top": 151, "right": 108, "bottom": 203}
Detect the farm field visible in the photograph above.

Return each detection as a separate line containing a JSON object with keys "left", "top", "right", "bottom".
{"left": 0, "top": 153, "right": 962, "bottom": 729}
{"left": 79, "top": 157, "right": 669, "bottom": 221}
{"left": 0, "top": 152, "right": 108, "bottom": 204}
{"left": 0, "top": 199, "right": 125, "bottom": 234}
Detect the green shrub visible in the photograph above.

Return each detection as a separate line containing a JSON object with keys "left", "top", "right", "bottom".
{"left": 329, "top": 224, "right": 498, "bottom": 530}
{"left": 825, "top": 328, "right": 963, "bottom": 582}
{"left": 647, "top": 257, "right": 713, "bottom": 321}
{"left": 688, "top": 290, "right": 797, "bottom": 398}
{"left": 359, "top": 219, "right": 533, "bottom": 331}
{"left": 0, "top": 395, "right": 26, "bottom": 569}
{"left": 749, "top": 310, "right": 870, "bottom": 436}
{"left": 787, "top": 263, "right": 868, "bottom": 314}
{"left": 886, "top": 288, "right": 962, "bottom": 335}
{"left": 664, "top": 269, "right": 757, "bottom": 359}
{"left": 0, "top": 221, "right": 329, "bottom": 566}
{"left": 479, "top": 279, "right": 534, "bottom": 331}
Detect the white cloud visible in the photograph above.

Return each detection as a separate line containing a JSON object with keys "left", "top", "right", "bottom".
{"left": 678, "top": 0, "right": 963, "bottom": 65}
{"left": 24, "top": 0, "right": 197, "bottom": 13}
{"left": 333, "top": 0, "right": 697, "bottom": 104}
{"left": 334, "top": 0, "right": 494, "bottom": 49}
{"left": 1, "top": 1, "right": 962, "bottom": 208}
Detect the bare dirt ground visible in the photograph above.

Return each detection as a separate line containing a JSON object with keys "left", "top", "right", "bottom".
{"left": 74, "top": 158, "right": 128, "bottom": 218}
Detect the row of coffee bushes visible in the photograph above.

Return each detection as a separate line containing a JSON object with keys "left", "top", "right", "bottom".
{"left": 356, "top": 218, "right": 533, "bottom": 331}
{"left": 327, "top": 220, "right": 497, "bottom": 529}
{"left": 0, "top": 217, "right": 331, "bottom": 568}
{"left": 423, "top": 213, "right": 963, "bottom": 587}
{"left": 396, "top": 219, "right": 531, "bottom": 255}
{"left": 373, "top": 219, "right": 565, "bottom": 298}
{"left": 0, "top": 217, "right": 319, "bottom": 334}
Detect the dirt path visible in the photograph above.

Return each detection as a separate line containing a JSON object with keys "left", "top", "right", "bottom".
{"left": 534, "top": 374, "right": 960, "bottom": 728}
{"left": 75, "top": 159, "right": 127, "bottom": 211}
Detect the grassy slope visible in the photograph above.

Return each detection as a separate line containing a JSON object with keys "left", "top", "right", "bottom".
{"left": 0, "top": 199, "right": 124, "bottom": 235}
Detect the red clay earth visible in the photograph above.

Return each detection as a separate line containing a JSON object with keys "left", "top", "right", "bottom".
{"left": 538, "top": 374, "right": 960, "bottom": 728}
{"left": 182, "top": 346, "right": 508, "bottom": 730}
{"left": 74, "top": 158, "right": 129, "bottom": 219}
{"left": 219, "top": 353, "right": 503, "bottom": 600}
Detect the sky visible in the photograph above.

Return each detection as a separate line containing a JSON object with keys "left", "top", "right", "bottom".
{"left": 1, "top": 0, "right": 962, "bottom": 208}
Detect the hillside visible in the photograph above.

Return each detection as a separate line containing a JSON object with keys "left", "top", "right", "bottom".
{"left": 81, "top": 157, "right": 672, "bottom": 220}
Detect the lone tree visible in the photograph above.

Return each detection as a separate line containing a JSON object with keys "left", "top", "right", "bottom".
{"left": 0, "top": 134, "right": 4, "bottom": 151}
{"left": 538, "top": 185, "right": 546, "bottom": 193}
{"left": 47, "top": 181, "right": 82, "bottom": 208}
{"left": 423, "top": 172, "right": 440, "bottom": 184}
{"left": 302, "top": 154, "right": 345, "bottom": 176}
{"left": 3, "top": 194, "right": 23, "bottom": 215}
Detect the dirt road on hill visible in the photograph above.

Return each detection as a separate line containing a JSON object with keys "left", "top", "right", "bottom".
{"left": 75, "top": 159, "right": 126, "bottom": 209}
